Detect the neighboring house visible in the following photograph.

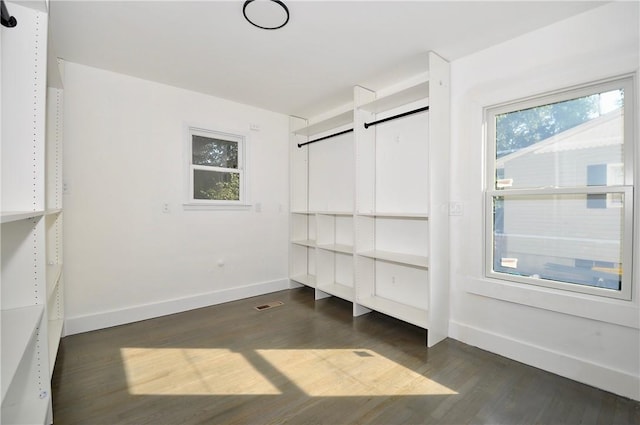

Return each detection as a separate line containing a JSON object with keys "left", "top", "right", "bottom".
{"left": 494, "top": 108, "right": 624, "bottom": 290}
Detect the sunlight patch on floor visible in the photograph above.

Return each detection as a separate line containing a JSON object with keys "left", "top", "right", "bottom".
{"left": 120, "top": 348, "right": 281, "bottom": 395}
{"left": 257, "top": 348, "right": 458, "bottom": 396}
{"left": 121, "top": 347, "right": 456, "bottom": 397}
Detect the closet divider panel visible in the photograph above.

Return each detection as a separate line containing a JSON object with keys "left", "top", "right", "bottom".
{"left": 425, "top": 52, "right": 450, "bottom": 347}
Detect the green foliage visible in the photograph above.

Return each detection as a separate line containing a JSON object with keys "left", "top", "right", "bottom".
{"left": 199, "top": 173, "right": 240, "bottom": 201}
{"left": 496, "top": 95, "right": 601, "bottom": 158}
{"left": 192, "top": 136, "right": 238, "bottom": 168}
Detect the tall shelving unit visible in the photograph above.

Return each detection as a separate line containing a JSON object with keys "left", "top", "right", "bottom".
{"left": 1, "top": 1, "right": 64, "bottom": 423}
{"left": 289, "top": 107, "right": 359, "bottom": 307}
{"left": 289, "top": 52, "right": 450, "bottom": 347}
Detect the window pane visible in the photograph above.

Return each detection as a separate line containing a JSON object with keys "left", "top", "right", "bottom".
{"left": 193, "top": 170, "right": 240, "bottom": 201}
{"left": 192, "top": 135, "right": 238, "bottom": 169}
{"left": 495, "top": 89, "right": 624, "bottom": 189}
{"left": 492, "top": 193, "right": 624, "bottom": 291}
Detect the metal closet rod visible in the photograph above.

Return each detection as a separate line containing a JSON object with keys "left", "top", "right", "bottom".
{"left": 297, "top": 128, "right": 354, "bottom": 148}
{"left": 364, "top": 105, "right": 429, "bottom": 129}
{"left": 296, "top": 105, "right": 429, "bottom": 148}
{"left": 1, "top": 0, "right": 17, "bottom": 28}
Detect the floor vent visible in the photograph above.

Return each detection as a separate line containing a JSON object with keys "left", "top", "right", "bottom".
{"left": 254, "top": 301, "right": 284, "bottom": 311}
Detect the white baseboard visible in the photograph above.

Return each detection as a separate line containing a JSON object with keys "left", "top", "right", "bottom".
{"left": 64, "top": 279, "right": 291, "bottom": 336}
{"left": 449, "top": 320, "right": 640, "bottom": 401}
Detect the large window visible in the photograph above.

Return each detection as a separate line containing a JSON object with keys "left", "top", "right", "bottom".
{"left": 485, "top": 77, "right": 634, "bottom": 299}
{"left": 187, "top": 127, "right": 246, "bottom": 205}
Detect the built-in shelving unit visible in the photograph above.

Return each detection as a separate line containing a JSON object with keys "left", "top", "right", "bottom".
{"left": 289, "top": 52, "right": 450, "bottom": 347}
{"left": 289, "top": 103, "right": 357, "bottom": 305}
{"left": 1, "top": 1, "right": 64, "bottom": 423}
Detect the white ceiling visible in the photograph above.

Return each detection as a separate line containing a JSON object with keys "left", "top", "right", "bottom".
{"left": 49, "top": 0, "right": 606, "bottom": 118}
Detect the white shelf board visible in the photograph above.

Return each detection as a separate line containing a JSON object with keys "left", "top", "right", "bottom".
{"left": 1, "top": 305, "right": 44, "bottom": 401}
{"left": 359, "top": 81, "right": 429, "bottom": 114}
{"left": 293, "top": 110, "right": 354, "bottom": 137}
{"left": 314, "top": 211, "right": 353, "bottom": 216}
{"left": 357, "top": 295, "right": 428, "bottom": 329}
{"left": 292, "top": 211, "right": 353, "bottom": 216}
{"left": 357, "top": 250, "right": 428, "bottom": 268}
{"left": 45, "top": 208, "right": 62, "bottom": 216}
{"left": 291, "top": 239, "right": 316, "bottom": 248}
{"left": 48, "top": 318, "right": 64, "bottom": 377}
{"left": 46, "top": 264, "right": 63, "bottom": 302}
{"left": 1, "top": 391, "right": 50, "bottom": 425}
{"left": 1, "top": 210, "right": 45, "bottom": 224}
{"left": 291, "top": 274, "right": 316, "bottom": 288}
{"left": 317, "top": 282, "right": 354, "bottom": 302}
{"left": 316, "top": 243, "right": 353, "bottom": 254}
{"left": 357, "top": 212, "right": 428, "bottom": 219}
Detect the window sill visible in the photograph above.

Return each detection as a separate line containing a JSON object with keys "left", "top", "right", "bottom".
{"left": 464, "top": 277, "right": 639, "bottom": 329}
{"left": 183, "top": 203, "right": 252, "bottom": 211}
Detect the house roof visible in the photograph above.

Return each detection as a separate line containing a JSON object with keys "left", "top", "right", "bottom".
{"left": 496, "top": 108, "right": 623, "bottom": 167}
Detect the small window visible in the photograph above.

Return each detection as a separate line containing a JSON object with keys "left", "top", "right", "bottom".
{"left": 485, "top": 76, "right": 634, "bottom": 299}
{"left": 187, "top": 127, "right": 246, "bottom": 205}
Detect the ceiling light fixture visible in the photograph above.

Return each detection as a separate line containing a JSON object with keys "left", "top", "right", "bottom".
{"left": 243, "top": 0, "right": 289, "bottom": 30}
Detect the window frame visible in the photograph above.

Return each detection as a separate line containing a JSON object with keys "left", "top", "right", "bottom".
{"left": 484, "top": 76, "right": 635, "bottom": 300}
{"left": 184, "top": 125, "right": 250, "bottom": 209}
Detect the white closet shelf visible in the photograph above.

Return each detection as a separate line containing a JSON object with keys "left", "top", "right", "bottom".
{"left": 291, "top": 274, "right": 316, "bottom": 287}
{"left": 317, "top": 282, "right": 354, "bottom": 301}
{"left": 48, "top": 318, "right": 64, "bottom": 377}
{"left": 291, "top": 239, "right": 316, "bottom": 248}
{"left": 357, "top": 295, "right": 428, "bottom": 329}
{"left": 46, "top": 264, "right": 63, "bottom": 302}
{"left": 358, "top": 250, "right": 429, "bottom": 268}
{"left": 292, "top": 211, "right": 353, "bottom": 216}
{"left": 359, "top": 81, "right": 429, "bottom": 114}
{"left": 293, "top": 110, "right": 354, "bottom": 137}
{"left": 357, "top": 212, "right": 429, "bottom": 219}
{"left": 316, "top": 243, "right": 353, "bottom": 254}
{"left": 1, "top": 210, "right": 46, "bottom": 224}
{"left": 314, "top": 211, "right": 353, "bottom": 216}
{"left": 1, "top": 305, "right": 44, "bottom": 401}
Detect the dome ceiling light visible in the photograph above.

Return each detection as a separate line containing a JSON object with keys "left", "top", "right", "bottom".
{"left": 243, "top": 0, "right": 289, "bottom": 30}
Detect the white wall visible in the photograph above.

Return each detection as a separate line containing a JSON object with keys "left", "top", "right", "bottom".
{"left": 449, "top": 2, "right": 640, "bottom": 400}
{"left": 63, "top": 62, "right": 290, "bottom": 334}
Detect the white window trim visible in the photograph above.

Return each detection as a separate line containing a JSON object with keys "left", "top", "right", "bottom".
{"left": 183, "top": 124, "right": 251, "bottom": 210}
{"left": 483, "top": 76, "right": 635, "bottom": 301}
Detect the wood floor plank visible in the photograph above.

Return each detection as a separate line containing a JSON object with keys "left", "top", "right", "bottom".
{"left": 52, "top": 287, "right": 640, "bottom": 424}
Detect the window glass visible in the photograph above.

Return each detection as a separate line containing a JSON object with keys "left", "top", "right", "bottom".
{"left": 192, "top": 135, "right": 238, "bottom": 169}
{"left": 492, "top": 193, "right": 624, "bottom": 290}
{"left": 495, "top": 89, "right": 624, "bottom": 190}
{"left": 193, "top": 170, "right": 240, "bottom": 201}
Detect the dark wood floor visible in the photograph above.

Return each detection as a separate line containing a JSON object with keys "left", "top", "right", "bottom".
{"left": 52, "top": 287, "right": 639, "bottom": 424}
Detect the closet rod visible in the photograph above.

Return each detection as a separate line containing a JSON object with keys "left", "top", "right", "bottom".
{"left": 297, "top": 128, "right": 354, "bottom": 148}
{"left": 1, "top": 0, "right": 17, "bottom": 28}
{"left": 364, "top": 105, "right": 429, "bottom": 129}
